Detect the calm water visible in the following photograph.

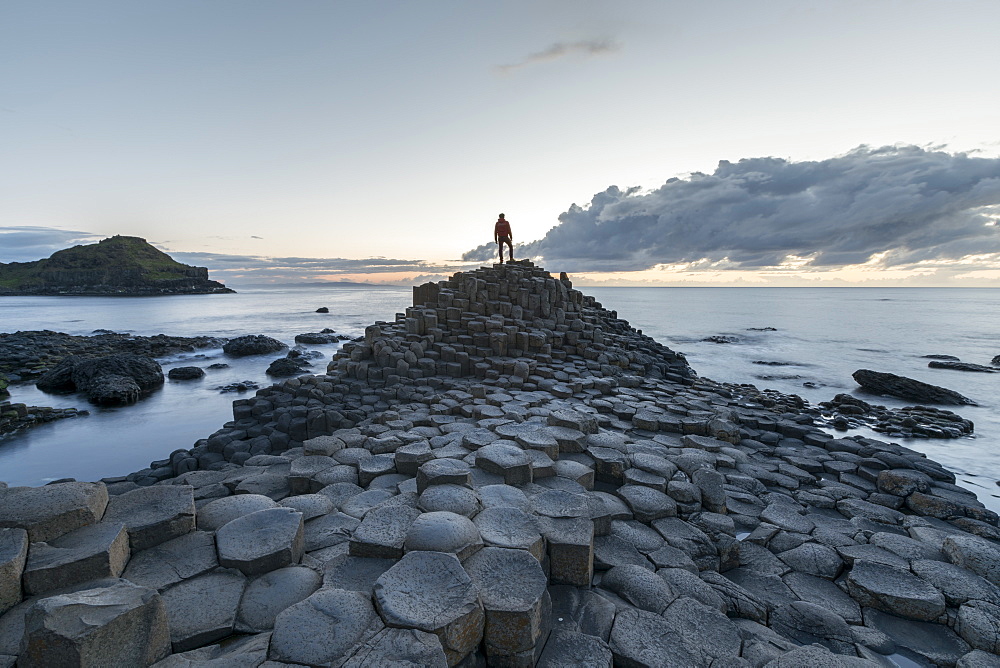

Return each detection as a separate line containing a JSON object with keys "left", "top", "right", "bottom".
{"left": 2, "top": 286, "right": 999, "bottom": 512}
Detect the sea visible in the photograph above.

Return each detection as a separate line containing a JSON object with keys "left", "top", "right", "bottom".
{"left": 2, "top": 285, "right": 999, "bottom": 514}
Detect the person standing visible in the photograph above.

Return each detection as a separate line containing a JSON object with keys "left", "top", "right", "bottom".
{"left": 494, "top": 213, "right": 513, "bottom": 264}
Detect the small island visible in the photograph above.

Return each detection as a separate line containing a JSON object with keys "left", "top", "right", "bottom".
{"left": 0, "top": 235, "right": 234, "bottom": 296}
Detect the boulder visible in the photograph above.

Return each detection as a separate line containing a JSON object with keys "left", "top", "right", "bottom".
{"left": 216, "top": 507, "right": 305, "bottom": 576}
{"left": 0, "top": 481, "right": 108, "bottom": 543}
{"left": 374, "top": 551, "right": 485, "bottom": 665}
{"left": 102, "top": 484, "right": 195, "bottom": 551}
{"left": 19, "top": 579, "right": 170, "bottom": 667}
{"left": 223, "top": 334, "right": 286, "bottom": 357}
{"left": 852, "top": 369, "right": 976, "bottom": 405}
{"left": 167, "top": 366, "right": 204, "bottom": 380}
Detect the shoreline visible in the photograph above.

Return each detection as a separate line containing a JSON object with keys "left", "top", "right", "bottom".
{"left": 2, "top": 261, "right": 999, "bottom": 665}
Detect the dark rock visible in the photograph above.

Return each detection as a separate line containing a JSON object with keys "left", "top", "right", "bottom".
{"left": 167, "top": 366, "right": 204, "bottom": 380}
{"left": 223, "top": 334, "right": 286, "bottom": 357}
{"left": 853, "top": 368, "right": 976, "bottom": 405}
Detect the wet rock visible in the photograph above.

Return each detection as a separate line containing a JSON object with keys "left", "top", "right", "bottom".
{"left": 853, "top": 368, "right": 976, "bottom": 405}
{"left": 20, "top": 579, "right": 170, "bottom": 667}
{"left": 223, "top": 334, "right": 286, "bottom": 357}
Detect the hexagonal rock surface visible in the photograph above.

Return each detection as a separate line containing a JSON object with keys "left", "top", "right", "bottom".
{"left": 350, "top": 504, "right": 421, "bottom": 559}
{"left": 216, "top": 507, "right": 305, "bottom": 576}
{"left": 845, "top": 560, "right": 946, "bottom": 621}
{"left": 343, "top": 627, "right": 448, "bottom": 668}
{"left": 615, "top": 485, "right": 677, "bottom": 523}
{"left": 374, "top": 551, "right": 485, "bottom": 666}
{"left": 22, "top": 521, "right": 129, "bottom": 595}
{"left": 0, "top": 481, "right": 108, "bottom": 543}
{"left": 473, "top": 506, "right": 545, "bottom": 561}
{"left": 236, "top": 565, "right": 322, "bottom": 633}
{"left": 196, "top": 493, "right": 278, "bottom": 531}
{"left": 102, "top": 484, "right": 195, "bottom": 551}
{"left": 405, "top": 512, "right": 483, "bottom": 561}
{"left": 19, "top": 578, "right": 170, "bottom": 667}
{"left": 476, "top": 443, "right": 533, "bottom": 486}
{"left": 270, "top": 588, "right": 385, "bottom": 666}
{"left": 609, "top": 607, "right": 707, "bottom": 666}
{"left": 537, "top": 628, "right": 612, "bottom": 667}
{"left": 323, "top": 553, "right": 396, "bottom": 594}
{"left": 160, "top": 568, "right": 246, "bottom": 652}
{"left": 416, "top": 459, "right": 471, "bottom": 493}
{"left": 418, "top": 484, "right": 482, "bottom": 517}
{"left": 0, "top": 527, "right": 28, "bottom": 615}
{"left": 464, "top": 547, "right": 550, "bottom": 661}
{"left": 943, "top": 534, "right": 1000, "bottom": 586}
{"left": 121, "top": 530, "right": 218, "bottom": 591}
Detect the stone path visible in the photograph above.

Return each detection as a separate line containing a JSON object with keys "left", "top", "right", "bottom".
{"left": 1, "top": 260, "right": 999, "bottom": 666}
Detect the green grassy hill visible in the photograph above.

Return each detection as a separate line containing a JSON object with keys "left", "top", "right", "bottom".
{"left": 0, "top": 236, "right": 234, "bottom": 295}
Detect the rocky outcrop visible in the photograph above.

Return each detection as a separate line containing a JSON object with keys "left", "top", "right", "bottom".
{"left": 0, "top": 235, "right": 234, "bottom": 296}
{"left": 35, "top": 354, "right": 164, "bottom": 405}
{"left": 853, "top": 368, "right": 977, "bottom": 406}
{"left": 223, "top": 335, "right": 286, "bottom": 357}
{"left": 2, "top": 260, "right": 999, "bottom": 666}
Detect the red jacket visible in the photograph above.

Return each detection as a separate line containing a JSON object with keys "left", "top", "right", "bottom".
{"left": 495, "top": 219, "right": 511, "bottom": 238}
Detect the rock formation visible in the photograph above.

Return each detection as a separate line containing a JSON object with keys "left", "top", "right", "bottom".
{"left": 0, "top": 235, "right": 234, "bottom": 296}
{"left": 1, "top": 260, "right": 999, "bottom": 666}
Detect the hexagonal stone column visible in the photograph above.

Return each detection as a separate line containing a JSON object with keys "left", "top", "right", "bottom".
{"left": 350, "top": 504, "right": 421, "bottom": 559}
{"left": 0, "top": 527, "right": 27, "bottom": 615}
{"left": 537, "top": 516, "right": 594, "bottom": 586}
{"left": 216, "top": 507, "right": 304, "bottom": 576}
{"left": 102, "top": 484, "right": 195, "bottom": 551}
{"left": 405, "top": 511, "right": 483, "bottom": 561}
{"left": 22, "top": 521, "right": 129, "bottom": 595}
{"left": 270, "top": 588, "right": 385, "bottom": 665}
{"left": 464, "top": 547, "right": 551, "bottom": 665}
{"left": 417, "top": 459, "right": 471, "bottom": 494}
{"left": 474, "top": 507, "right": 545, "bottom": 562}
{"left": 476, "top": 443, "right": 533, "bottom": 486}
{"left": 19, "top": 578, "right": 170, "bottom": 667}
{"left": 0, "top": 481, "right": 109, "bottom": 542}
{"left": 374, "top": 551, "right": 485, "bottom": 666}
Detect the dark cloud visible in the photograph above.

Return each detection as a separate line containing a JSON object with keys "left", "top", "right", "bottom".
{"left": 0, "top": 227, "right": 101, "bottom": 263}
{"left": 466, "top": 146, "right": 1000, "bottom": 272}
{"left": 496, "top": 39, "right": 620, "bottom": 73}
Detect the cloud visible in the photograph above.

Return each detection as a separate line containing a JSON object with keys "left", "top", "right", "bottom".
{"left": 496, "top": 39, "right": 620, "bottom": 73}
{"left": 469, "top": 145, "right": 1000, "bottom": 273}
{"left": 168, "top": 252, "right": 474, "bottom": 285}
{"left": 0, "top": 227, "right": 101, "bottom": 263}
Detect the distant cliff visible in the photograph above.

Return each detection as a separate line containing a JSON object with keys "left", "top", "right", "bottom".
{"left": 0, "top": 236, "right": 236, "bottom": 296}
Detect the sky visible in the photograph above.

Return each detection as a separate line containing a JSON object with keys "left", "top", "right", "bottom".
{"left": 2, "top": 0, "right": 1000, "bottom": 286}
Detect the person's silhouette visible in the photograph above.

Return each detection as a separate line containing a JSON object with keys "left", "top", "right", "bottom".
{"left": 494, "top": 213, "right": 513, "bottom": 264}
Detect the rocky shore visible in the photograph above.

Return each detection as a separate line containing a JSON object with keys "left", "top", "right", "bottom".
{"left": 1, "top": 260, "right": 999, "bottom": 667}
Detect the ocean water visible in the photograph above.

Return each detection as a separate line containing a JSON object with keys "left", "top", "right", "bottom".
{"left": 2, "top": 285, "right": 999, "bottom": 513}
